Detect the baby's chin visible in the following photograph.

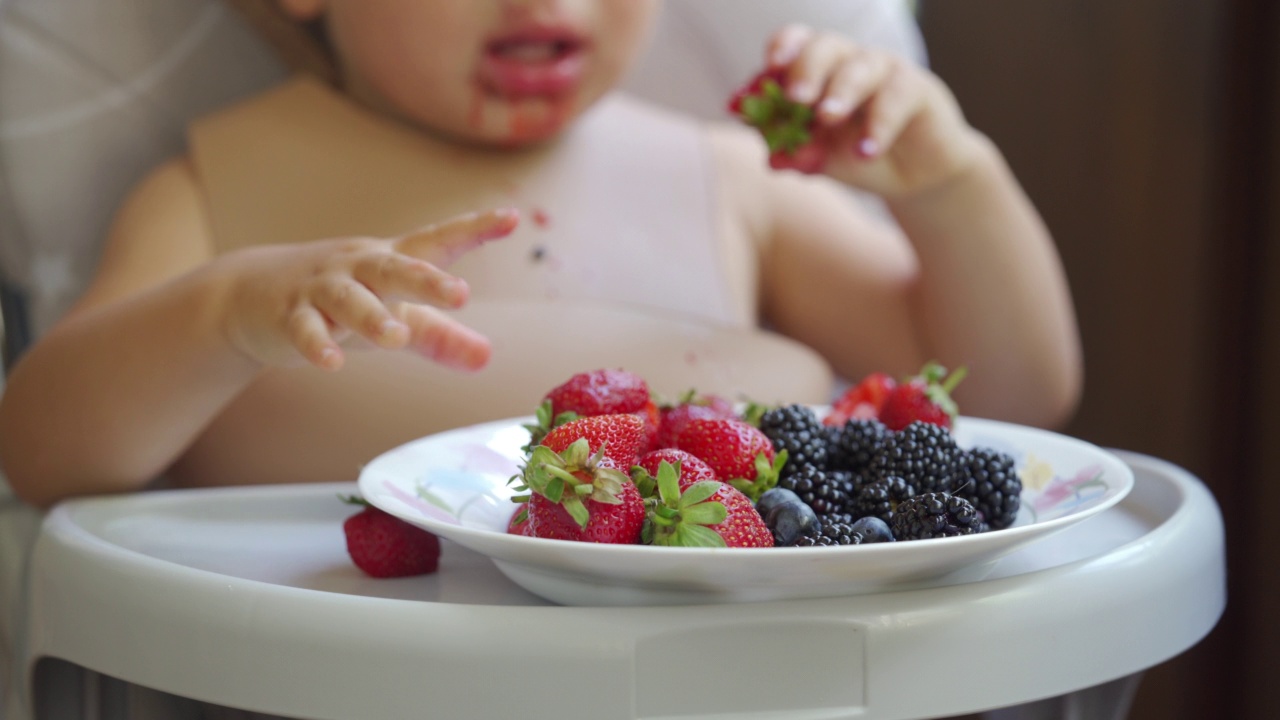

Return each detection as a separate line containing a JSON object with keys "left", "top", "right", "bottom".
{"left": 455, "top": 93, "right": 584, "bottom": 149}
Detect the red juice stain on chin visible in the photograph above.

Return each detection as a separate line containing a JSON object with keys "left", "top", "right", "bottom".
{"left": 532, "top": 207, "right": 551, "bottom": 229}
{"left": 507, "top": 102, "right": 540, "bottom": 143}
{"left": 505, "top": 97, "right": 574, "bottom": 145}
{"left": 547, "top": 98, "right": 571, "bottom": 133}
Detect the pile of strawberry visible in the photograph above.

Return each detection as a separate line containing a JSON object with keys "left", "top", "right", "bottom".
{"left": 509, "top": 369, "right": 778, "bottom": 548}
{"left": 824, "top": 362, "right": 966, "bottom": 430}
{"left": 507, "top": 364, "right": 1023, "bottom": 549}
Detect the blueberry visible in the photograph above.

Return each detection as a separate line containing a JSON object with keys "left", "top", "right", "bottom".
{"left": 756, "top": 488, "right": 803, "bottom": 519}
{"left": 767, "top": 500, "right": 822, "bottom": 546}
{"left": 849, "top": 515, "right": 894, "bottom": 543}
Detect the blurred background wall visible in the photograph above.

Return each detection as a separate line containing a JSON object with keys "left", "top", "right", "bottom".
{"left": 918, "top": 1, "right": 1277, "bottom": 718}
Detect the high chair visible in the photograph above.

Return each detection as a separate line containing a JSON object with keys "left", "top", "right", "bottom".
{"left": 0, "top": 1, "right": 1225, "bottom": 719}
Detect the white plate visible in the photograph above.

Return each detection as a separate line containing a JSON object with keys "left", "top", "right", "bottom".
{"left": 358, "top": 416, "right": 1133, "bottom": 606}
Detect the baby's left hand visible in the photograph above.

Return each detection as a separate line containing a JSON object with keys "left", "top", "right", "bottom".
{"left": 752, "top": 24, "right": 985, "bottom": 199}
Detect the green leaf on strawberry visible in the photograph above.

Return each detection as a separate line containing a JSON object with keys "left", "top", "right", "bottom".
{"left": 521, "top": 399, "right": 581, "bottom": 455}
{"left": 726, "top": 449, "right": 787, "bottom": 504}
{"left": 733, "top": 76, "right": 815, "bottom": 155}
{"left": 520, "top": 439, "right": 630, "bottom": 529}
{"left": 644, "top": 461, "right": 729, "bottom": 548}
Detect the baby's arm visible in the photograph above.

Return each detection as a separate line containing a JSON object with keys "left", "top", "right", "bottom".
{"left": 717, "top": 26, "right": 1082, "bottom": 427}
{"left": 0, "top": 159, "right": 514, "bottom": 507}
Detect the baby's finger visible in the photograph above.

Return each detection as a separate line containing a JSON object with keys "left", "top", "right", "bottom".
{"left": 354, "top": 254, "right": 469, "bottom": 309}
{"left": 397, "top": 303, "right": 492, "bottom": 372}
{"left": 766, "top": 24, "right": 813, "bottom": 68}
{"left": 818, "top": 50, "right": 893, "bottom": 126}
{"left": 785, "top": 33, "right": 853, "bottom": 105}
{"left": 312, "top": 276, "right": 410, "bottom": 350}
{"left": 857, "top": 61, "right": 923, "bottom": 159}
{"left": 287, "top": 305, "right": 344, "bottom": 371}
{"left": 394, "top": 207, "right": 520, "bottom": 267}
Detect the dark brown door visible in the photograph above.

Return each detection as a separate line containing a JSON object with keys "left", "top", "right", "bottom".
{"left": 919, "top": 1, "right": 1279, "bottom": 718}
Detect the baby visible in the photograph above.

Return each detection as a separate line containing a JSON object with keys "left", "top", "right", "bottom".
{"left": 0, "top": 0, "right": 1081, "bottom": 508}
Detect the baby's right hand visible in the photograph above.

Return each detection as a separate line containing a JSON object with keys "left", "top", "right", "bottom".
{"left": 213, "top": 208, "right": 519, "bottom": 372}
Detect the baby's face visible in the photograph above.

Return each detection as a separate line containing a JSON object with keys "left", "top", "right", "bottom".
{"left": 317, "top": 0, "right": 659, "bottom": 146}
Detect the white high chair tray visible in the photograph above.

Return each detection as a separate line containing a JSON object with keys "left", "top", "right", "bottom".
{"left": 22, "top": 451, "right": 1224, "bottom": 720}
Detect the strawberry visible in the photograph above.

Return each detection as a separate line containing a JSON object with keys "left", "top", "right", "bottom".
{"left": 507, "top": 505, "right": 531, "bottom": 536}
{"left": 524, "top": 479, "right": 645, "bottom": 544}
{"left": 656, "top": 390, "right": 738, "bottom": 449}
{"left": 824, "top": 372, "right": 897, "bottom": 426}
{"left": 635, "top": 448, "right": 719, "bottom": 483}
{"left": 525, "top": 369, "right": 656, "bottom": 450}
{"left": 341, "top": 496, "right": 441, "bottom": 578}
{"left": 630, "top": 448, "right": 719, "bottom": 499}
{"left": 675, "top": 418, "right": 786, "bottom": 503}
{"left": 727, "top": 68, "right": 784, "bottom": 115}
{"left": 541, "top": 413, "right": 646, "bottom": 469}
{"left": 637, "top": 397, "right": 661, "bottom": 453}
{"left": 878, "top": 362, "right": 968, "bottom": 431}
{"left": 547, "top": 368, "right": 651, "bottom": 418}
{"left": 514, "top": 438, "right": 644, "bottom": 544}
{"left": 728, "top": 68, "right": 819, "bottom": 160}
{"left": 642, "top": 460, "right": 773, "bottom": 548}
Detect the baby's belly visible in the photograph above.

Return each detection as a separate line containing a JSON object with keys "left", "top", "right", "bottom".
{"left": 168, "top": 301, "right": 834, "bottom": 488}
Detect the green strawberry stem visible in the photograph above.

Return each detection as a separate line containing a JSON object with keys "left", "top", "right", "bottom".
{"left": 643, "top": 461, "right": 728, "bottom": 548}
{"left": 520, "top": 439, "right": 628, "bottom": 529}
{"left": 914, "top": 362, "right": 967, "bottom": 420}
{"left": 738, "top": 78, "right": 815, "bottom": 155}
{"left": 740, "top": 401, "right": 769, "bottom": 427}
{"left": 631, "top": 466, "right": 659, "bottom": 499}
{"left": 521, "top": 399, "right": 580, "bottom": 454}
{"left": 726, "top": 449, "right": 787, "bottom": 503}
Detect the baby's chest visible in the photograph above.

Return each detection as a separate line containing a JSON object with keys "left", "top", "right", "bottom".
{"left": 396, "top": 147, "right": 740, "bottom": 324}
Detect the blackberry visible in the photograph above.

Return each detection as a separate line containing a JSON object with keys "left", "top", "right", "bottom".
{"left": 759, "top": 404, "right": 828, "bottom": 476}
{"left": 956, "top": 447, "right": 1023, "bottom": 530}
{"left": 851, "top": 476, "right": 916, "bottom": 524}
{"left": 871, "top": 421, "right": 961, "bottom": 494}
{"left": 818, "top": 513, "right": 855, "bottom": 526}
{"left": 779, "top": 464, "right": 851, "bottom": 516}
{"left": 891, "top": 492, "right": 982, "bottom": 540}
{"left": 794, "top": 521, "right": 864, "bottom": 546}
{"left": 827, "top": 419, "right": 889, "bottom": 473}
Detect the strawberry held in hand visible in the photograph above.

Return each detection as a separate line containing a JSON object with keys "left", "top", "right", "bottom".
{"left": 729, "top": 68, "right": 815, "bottom": 156}
{"left": 878, "top": 362, "right": 968, "bottom": 432}
{"left": 675, "top": 417, "right": 786, "bottom": 503}
{"left": 728, "top": 68, "right": 829, "bottom": 173}
{"left": 341, "top": 496, "right": 441, "bottom": 578}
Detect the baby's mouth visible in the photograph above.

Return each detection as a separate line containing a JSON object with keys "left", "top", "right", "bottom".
{"left": 478, "top": 32, "right": 588, "bottom": 99}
